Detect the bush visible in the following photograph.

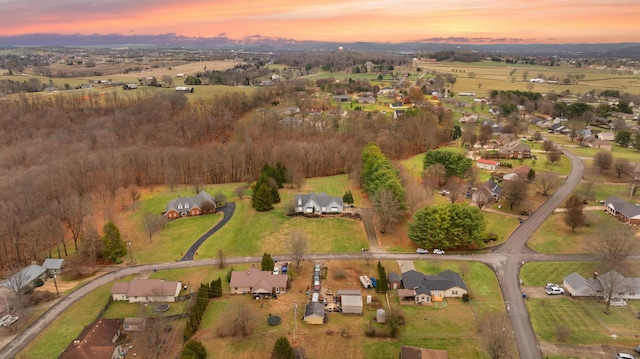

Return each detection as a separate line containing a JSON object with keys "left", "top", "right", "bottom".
{"left": 462, "top": 293, "right": 470, "bottom": 302}
{"left": 33, "top": 277, "right": 44, "bottom": 287}
{"left": 556, "top": 325, "right": 571, "bottom": 342}
{"left": 483, "top": 232, "right": 499, "bottom": 243}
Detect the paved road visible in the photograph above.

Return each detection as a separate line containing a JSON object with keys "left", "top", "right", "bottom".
{"left": 492, "top": 147, "right": 585, "bottom": 359}
{"left": 0, "top": 147, "right": 588, "bottom": 359}
{"left": 181, "top": 203, "right": 235, "bottom": 261}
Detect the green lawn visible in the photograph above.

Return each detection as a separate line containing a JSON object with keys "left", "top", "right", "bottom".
{"left": 18, "top": 283, "right": 113, "bottom": 359}
{"left": 483, "top": 211, "right": 520, "bottom": 244}
{"left": 528, "top": 210, "right": 630, "bottom": 254}
{"left": 527, "top": 298, "right": 639, "bottom": 348}
{"left": 520, "top": 262, "right": 598, "bottom": 287}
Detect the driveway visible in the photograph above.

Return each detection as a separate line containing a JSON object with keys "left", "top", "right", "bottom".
{"left": 181, "top": 202, "right": 235, "bottom": 261}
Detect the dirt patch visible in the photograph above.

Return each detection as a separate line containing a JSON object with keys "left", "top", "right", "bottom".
{"left": 539, "top": 341, "right": 633, "bottom": 359}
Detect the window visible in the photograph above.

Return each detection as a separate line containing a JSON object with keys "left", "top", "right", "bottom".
{"left": 178, "top": 204, "right": 183, "bottom": 209}
{"left": 452, "top": 290, "right": 458, "bottom": 295}
{"left": 185, "top": 204, "right": 189, "bottom": 208}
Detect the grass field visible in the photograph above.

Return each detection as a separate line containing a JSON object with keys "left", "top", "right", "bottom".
{"left": 527, "top": 210, "right": 638, "bottom": 254}
{"left": 18, "top": 283, "right": 114, "bottom": 359}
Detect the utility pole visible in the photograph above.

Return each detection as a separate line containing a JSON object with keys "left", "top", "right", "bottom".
{"left": 53, "top": 274, "right": 60, "bottom": 298}
{"left": 127, "top": 242, "right": 133, "bottom": 263}
{"left": 293, "top": 299, "right": 298, "bottom": 341}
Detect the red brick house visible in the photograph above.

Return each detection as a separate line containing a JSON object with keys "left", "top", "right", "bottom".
{"left": 164, "top": 191, "right": 216, "bottom": 219}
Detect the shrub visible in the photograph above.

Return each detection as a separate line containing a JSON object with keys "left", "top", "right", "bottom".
{"left": 556, "top": 325, "right": 571, "bottom": 342}
{"left": 462, "top": 293, "right": 470, "bottom": 302}
{"left": 33, "top": 278, "right": 44, "bottom": 287}
{"left": 483, "top": 232, "right": 499, "bottom": 243}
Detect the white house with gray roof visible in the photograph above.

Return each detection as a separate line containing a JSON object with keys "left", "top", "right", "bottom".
{"left": 399, "top": 270, "right": 467, "bottom": 305}
{"left": 164, "top": 191, "right": 216, "bottom": 219}
{"left": 604, "top": 196, "right": 640, "bottom": 225}
{"left": 294, "top": 192, "right": 343, "bottom": 214}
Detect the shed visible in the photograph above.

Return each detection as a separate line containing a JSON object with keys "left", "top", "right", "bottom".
{"left": 304, "top": 302, "right": 325, "bottom": 325}
{"left": 563, "top": 272, "right": 601, "bottom": 297}
{"left": 388, "top": 272, "right": 401, "bottom": 290}
{"left": 42, "top": 258, "right": 64, "bottom": 276}
{"left": 341, "top": 294, "right": 363, "bottom": 314}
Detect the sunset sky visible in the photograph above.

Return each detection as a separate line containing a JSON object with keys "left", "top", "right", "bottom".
{"left": 2, "top": 0, "right": 639, "bottom": 44}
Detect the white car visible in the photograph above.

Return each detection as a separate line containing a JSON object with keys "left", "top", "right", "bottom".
{"left": 545, "top": 286, "right": 564, "bottom": 295}
{"left": 433, "top": 249, "right": 445, "bottom": 255}
{"left": 610, "top": 298, "right": 628, "bottom": 307}
{"left": 416, "top": 248, "right": 428, "bottom": 254}
{"left": 273, "top": 267, "right": 279, "bottom": 275}
{"left": 544, "top": 283, "right": 558, "bottom": 290}
{"left": 616, "top": 353, "right": 637, "bottom": 359}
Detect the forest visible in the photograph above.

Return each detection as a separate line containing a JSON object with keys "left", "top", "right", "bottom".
{"left": 0, "top": 76, "right": 454, "bottom": 268}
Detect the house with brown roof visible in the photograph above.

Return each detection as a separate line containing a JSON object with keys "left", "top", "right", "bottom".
{"left": 503, "top": 165, "right": 531, "bottom": 181}
{"left": 229, "top": 267, "right": 288, "bottom": 296}
{"left": 498, "top": 140, "right": 531, "bottom": 159}
{"left": 111, "top": 279, "right": 182, "bottom": 303}
{"left": 581, "top": 136, "right": 613, "bottom": 151}
{"left": 59, "top": 318, "right": 127, "bottom": 359}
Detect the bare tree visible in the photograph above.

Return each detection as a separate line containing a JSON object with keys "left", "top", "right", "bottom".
{"left": 216, "top": 302, "right": 257, "bottom": 337}
{"left": 446, "top": 176, "right": 467, "bottom": 204}
{"left": 474, "top": 189, "right": 490, "bottom": 209}
{"left": 217, "top": 249, "right": 226, "bottom": 269}
{"left": 422, "top": 163, "right": 447, "bottom": 194}
{"left": 288, "top": 229, "right": 308, "bottom": 268}
{"left": 591, "top": 223, "right": 637, "bottom": 313}
{"left": 593, "top": 151, "right": 613, "bottom": 174}
{"left": 581, "top": 165, "right": 599, "bottom": 196}
{"left": 58, "top": 193, "right": 89, "bottom": 251}
{"left": 546, "top": 151, "right": 561, "bottom": 166}
{"left": 480, "top": 312, "right": 515, "bottom": 359}
{"left": 128, "top": 185, "right": 141, "bottom": 203}
{"left": 536, "top": 172, "right": 562, "bottom": 197}
{"left": 79, "top": 225, "right": 102, "bottom": 265}
{"left": 372, "top": 188, "right": 404, "bottom": 233}
{"left": 563, "top": 194, "right": 586, "bottom": 232}
{"left": 4, "top": 265, "right": 31, "bottom": 306}
{"left": 542, "top": 140, "right": 555, "bottom": 153}
{"left": 234, "top": 186, "right": 246, "bottom": 199}
{"left": 613, "top": 158, "right": 632, "bottom": 178}
{"left": 501, "top": 178, "right": 527, "bottom": 210}
{"left": 142, "top": 213, "right": 165, "bottom": 243}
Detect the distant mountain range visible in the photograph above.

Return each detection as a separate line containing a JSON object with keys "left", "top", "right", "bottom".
{"left": 1, "top": 33, "right": 640, "bottom": 57}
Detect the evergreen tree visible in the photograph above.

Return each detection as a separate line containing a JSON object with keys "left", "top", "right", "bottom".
{"left": 181, "top": 339, "right": 208, "bottom": 359}
{"left": 271, "top": 336, "right": 295, "bottom": 359}
{"left": 275, "top": 162, "right": 289, "bottom": 188}
{"left": 342, "top": 190, "right": 354, "bottom": 207}
{"left": 101, "top": 221, "right": 127, "bottom": 263}
{"left": 252, "top": 183, "right": 274, "bottom": 211}
{"left": 376, "top": 261, "right": 388, "bottom": 293}
{"left": 261, "top": 253, "right": 275, "bottom": 271}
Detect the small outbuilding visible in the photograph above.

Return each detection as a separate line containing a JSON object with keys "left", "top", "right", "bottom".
{"left": 304, "top": 302, "right": 325, "bottom": 325}
{"left": 123, "top": 318, "right": 146, "bottom": 332}
{"left": 388, "top": 272, "right": 401, "bottom": 290}
{"left": 340, "top": 292, "right": 363, "bottom": 315}
{"left": 376, "top": 309, "right": 386, "bottom": 324}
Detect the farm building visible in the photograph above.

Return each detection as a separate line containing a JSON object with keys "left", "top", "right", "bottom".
{"left": 338, "top": 289, "right": 363, "bottom": 314}
{"left": 476, "top": 159, "right": 500, "bottom": 171}
{"left": 111, "top": 279, "right": 182, "bottom": 303}
{"left": 42, "top": 258, "right": 65, "bottom": 277}
{"left": 303, "top": 302, "right": 325, "bottom": 324}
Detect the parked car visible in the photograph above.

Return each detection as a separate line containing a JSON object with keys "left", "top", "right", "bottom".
{"left": 610, "top": 298, "right": 628, "bottom": 307}
{"left": 273, "top": 267, "right": 279, "bottom": 275}
{"left": 616, "top": 353, "right": 637, "bottom": 359}
{"left": 545, "top": 286, "right": 564, "bottom": 295}
{"left": 635, "top": 345, "right": 640, "bottom": 354}
{"left": 544, "top": 283, "right": 558, "bottom": 290}
{"left": 416, "top": 248, "right": 428, "bottom": 254}
{"left": 433, "top": 249, "right": 445, "bottom": 255}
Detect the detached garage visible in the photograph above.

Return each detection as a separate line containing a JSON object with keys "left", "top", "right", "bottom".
{"left": 340, "top": 294, "right": 363, "bottom": 314}
{"left": 304, "top": 302, "right": 325, "bottom": 325}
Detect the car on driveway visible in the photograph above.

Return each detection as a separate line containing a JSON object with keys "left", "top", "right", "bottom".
{"left": 273, "top": 267, "right": 279, "bottom": 275}
{"left": 433, "top": 249, "right": 445, "bottom": 255}
{"left": 636, "top": 345, "right": 640, "bottom": 354}
{"left": 416, "top": 248, "right": 428, "bottom": 254}
{"left": 544, "top": 283, "right": 558, "bottom": 290}
{"left": 616, "top": 353, "right": 637, "bottom": 359}
{"left": 545, "top": 286, "right": 564, "bottom": 295}
{"left": 610, "top": 298, "right": 628, "bottom": 307}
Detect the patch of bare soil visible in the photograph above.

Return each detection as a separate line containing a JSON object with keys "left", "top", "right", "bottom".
{"left": 540, "top": 341, "right": 633, "bottom": 359}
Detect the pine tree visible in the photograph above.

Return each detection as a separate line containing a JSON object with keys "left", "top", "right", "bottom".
{"left": 261, "top": 253, "right": 275, "bottom": 271}
{"left": 271, "top": 336, "right": 295, "bottom": 359}
{"left": 252, "top": 183, "right": 274, "bottom": 211}
{"left": 101, "top": 221, "right": 127, "bottom": 263}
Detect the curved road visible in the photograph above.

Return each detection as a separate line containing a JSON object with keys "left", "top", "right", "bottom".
{"left": 2, "top": 148, "right": 586, "bottom": 358}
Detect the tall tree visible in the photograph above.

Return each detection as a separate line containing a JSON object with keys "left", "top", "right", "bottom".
{"left": 372, "top": 188, "right": 404, "bottom": 233}
{"left": 288, "top": 229, "right": 308, "bottom": 268}
{"left": 261, "top": 252, "right": 275, "bottom": 271}
{"left": 536, "top": 172, "right": 562, "bottom": 197}
{"left": 563, "top": 194, "right": 586, "bottom": 232}
{"left": 591, "top": 223, "right": 637, "bottom": 313}
{"left": 593, "top": 151, "right": 613, "bottom": 174}
{"left": 101, "top": 221, "right": 127, "bottom": 263}
{"left": 501, "top": 178, "right": 528, "bottom": 210}
{"left": 142, "top": 213, "right": 165, "bottom": 243}
{"left": 423, "top": 150, "right": 472, "bottom": 178}
{"left": 408, "top": 203, "right": 486, "bottom": 249}
{"left": 480, "top": 312, "right": 515, "bottom": 359}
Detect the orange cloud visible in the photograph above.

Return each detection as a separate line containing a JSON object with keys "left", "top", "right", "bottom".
{"left": 1, "top": 0, "right": 639, "bottom": 43}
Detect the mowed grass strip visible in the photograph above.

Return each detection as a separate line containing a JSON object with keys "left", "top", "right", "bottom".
{"left": 527, "top": 298, "right": 607, "bottom": 344}
{"left": 18, "top": 283, "right": 113, "bottom": 359}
